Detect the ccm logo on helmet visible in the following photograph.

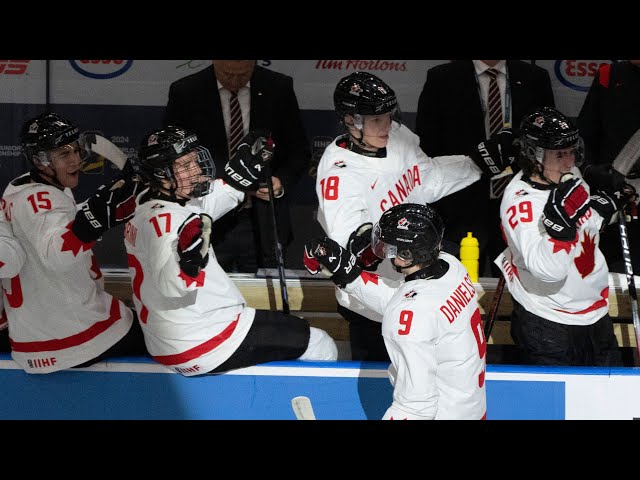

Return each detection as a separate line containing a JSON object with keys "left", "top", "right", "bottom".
{"left": 69, "top": 60, "right": 133, "bottom": 79}
{"left": 554, "top": 60, "right": 615, "bottom": 92}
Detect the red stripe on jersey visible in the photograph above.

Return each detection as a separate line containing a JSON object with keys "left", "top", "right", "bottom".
{"left": 554, "top": 287, "right": 609, "bottom": 315}
{"left": 10, "top": 297, "right": 122, "bottom": 352}
{"left": 152, "top": 314, "right": 239, "bottom": 366}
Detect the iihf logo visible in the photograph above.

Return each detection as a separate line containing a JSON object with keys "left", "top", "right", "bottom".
{"left": 404, "top": 290, "right": 417, "bottom": 299}
{"left": 397, "top": 218, "right": 409, "bottom": 230}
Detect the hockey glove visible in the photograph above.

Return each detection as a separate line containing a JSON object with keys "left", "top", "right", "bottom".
{"left": 542, "top": 176, "right": 590, "bottom": 241}
{"left": 469, "top": 129, "right": 519, "bottom": 177}
{"left": 590, "top": 190, "right": 619, "bottom": 226}
{"left": 71, "top": 172, "right": 141, "bottom": 243}
{"left": 223, "top": 130, "right": 274, "bottom": 192}
{"left": 303, "top": 236, "right": 361, "bottom": 288}
{"left": 347, "top": 222, "right": 382, "bottom": 271}
{"left": 617, "top": 183, "right": 639, "bottom": 222}
{"left": 581, "top": 163, "right": 626, "bottom": 194}
{"left": 177, "top": 213, "right": 213, "bottom": 278}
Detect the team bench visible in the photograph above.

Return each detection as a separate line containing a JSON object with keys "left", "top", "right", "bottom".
{"left": 103, "top": 268, "right": 639, "bottom": 353}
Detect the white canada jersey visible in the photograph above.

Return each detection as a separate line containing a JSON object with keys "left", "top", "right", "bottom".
{"left": 344, "top": 253, "right": 486, "bottom": 420}
{"left": 496, "top": 170, "right": 609, "bottom": 326}
{"left": 0, "top": 206, "right": 25, "bottom": 331}
{"left": 124, "top": 180, "right": 254, "bottom": 376}
{"left": 316, "top": 124, "right": 482, "bottom": 321}
{"left": 1, "top": 173, "right": 133, "bottom": 373}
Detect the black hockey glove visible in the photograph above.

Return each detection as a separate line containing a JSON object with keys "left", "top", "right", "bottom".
{"left": 177, "top": 213, "right": 213, "bottom": 278}
{"left": 223, "top": 130, "right": 274, "bottom": 192}
{"left": 581, "top": 163, "right": 626, "bottom": 194}
{"left": 590, "top": 190, "right": 620, "bottom": 226}
{"left": 303, "top": 236, "right": 361, "bottom": 288}
{"left": 71, "top": 171, "right": 141, "bottom": 243}
{"left": 542, "top": 176, "right": 590, "bottom": 241}
{"left": 347, "top": 222, "right": 382, "bottom": 271}
{"left": 468, "top": 129, "right": 518, "bottom": 177}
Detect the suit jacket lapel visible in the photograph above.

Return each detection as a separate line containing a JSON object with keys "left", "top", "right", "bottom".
{"left": 462, "top": 61, "right": 487, "bottom": 139}
{"left": 249, "top": 66, "right": 266, "bottom": 131}
{"left": 201, "top": 66, "right": 231, "bottom": 162}
{"left": 506, "top": 60, "right": 524, "bottom": 127}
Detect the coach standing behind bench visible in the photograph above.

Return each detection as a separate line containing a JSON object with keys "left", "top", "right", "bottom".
{"left": 164, "top": 60, "right": 311, "bottom": 273}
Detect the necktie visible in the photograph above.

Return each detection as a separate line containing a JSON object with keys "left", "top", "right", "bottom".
{"left": 228, "top": 91, "right": 244, "bottom": 157}
{"left": 485, "top": 68, "right": 503, "bottom": 137}
{"left": 485, "top": 68, "right": 511, "bottom": 199}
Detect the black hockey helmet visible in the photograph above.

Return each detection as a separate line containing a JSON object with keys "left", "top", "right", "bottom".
{"left": 20, "top": 112, "right": 83, "bottom": 166}
{"left": 372, "top": 203, "right": 444, "bottom": 267}
{"left": 136, "top": 125, "right": 215, "bottom": 198}
{"left": 333, "top": 71, "right": 400, "bottom": 126}
{"left": 520, "top": 106, "right": 584, "bottom": 166}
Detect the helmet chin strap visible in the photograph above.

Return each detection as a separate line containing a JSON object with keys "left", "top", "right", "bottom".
{"left": 34, "top": 162, "right": 65, "bottom": 190}
{"left": 350, "top": 127, "right": 379, "bottom": 151}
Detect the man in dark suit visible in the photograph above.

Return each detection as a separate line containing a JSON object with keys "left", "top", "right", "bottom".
{"left": 164, "top": 60, "right": 311, "bottom": 272}
{"left": 415, "top": 60, "right": 555, "bottom": 276}
{"left": 577, "top": 60, "right": 640, "bottom": 273}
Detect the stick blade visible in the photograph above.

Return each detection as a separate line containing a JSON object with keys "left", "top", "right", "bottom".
{"left": 613, "top": 128, "right": 640, "bottom": 176}
{"left": 291, "top": 396, "right": 316, "bottom": 420}
{"left": 85, "top": 133, "right": 128, "bottom": 170}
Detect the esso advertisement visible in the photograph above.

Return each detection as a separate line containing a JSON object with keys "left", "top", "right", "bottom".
{"left": 554, "top": 60, "right": 615, "bottom": 92}
{"left": 69, "top": 60, "right": 133, "bottom": 79}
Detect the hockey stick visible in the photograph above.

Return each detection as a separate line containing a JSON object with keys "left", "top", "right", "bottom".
{"left": 291, "top": 396, "right": 316, "bottom": 420}
{"left": 608, "top": 129, "right": 640, "bottom": 364}
{"left": 612, "top": 127, "right": 640, "bottom": 177}
{"left": 263, "top": 162, "right": 290, "bottom": 314}
{"left": 81, "top": 132, "right": 128, "bottom": 170}
{"left": 617, "top": 207, "right": 640, "bottom": 365}
{"left": 484, "top": 274, "right": 506, "bottom": 341}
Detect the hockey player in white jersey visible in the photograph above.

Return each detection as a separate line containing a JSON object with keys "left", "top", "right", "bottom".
{"left": 497, "top": 106, "right": 634, "bottom": 366}
{"left": 125, "top": 126, "right": 336, "bottom": 377}
{"left": 1, "top": 112, "right": 147, "bottom": 373}
{"left": 316, "top": 71, "right": 517, "bottom": 361}
{"left": 304, "top": 203, "right": 486, "bottom": 419}
{"left": 0, "top": 206, "right": 26, "bottom": 351}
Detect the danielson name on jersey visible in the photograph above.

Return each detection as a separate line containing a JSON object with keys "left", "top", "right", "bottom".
{"left": 316, "top": 123, "right": 482, "bottom": 322}
{"left": 124, "top": 179, "right": 254, "bottom": 376}
{"left": 1, "top": 172, "right": 133, "bottom": 373}
{"left": 344, "top": 253, "right": 486, "bottom": 420}
{"left": 497, "top": 170, "right": 609, "bottom": 326}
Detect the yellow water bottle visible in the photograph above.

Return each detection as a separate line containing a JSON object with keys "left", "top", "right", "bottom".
{"left": 460, "top": 232, "right": 479, "bottom": 283}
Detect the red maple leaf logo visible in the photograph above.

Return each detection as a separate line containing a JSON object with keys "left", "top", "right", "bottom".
{"left": 548, "top": 236, "right": 576, "bottom": 254}
{"left": 60, "top": 221, "right": 95, "bottom": 256}
{"left": 575, "top": 231, "right": 596, "bottom": 278}
{"left": 179, "top": 269, "right": 205, "bottom": 287}
{"left": 361, "top": 271, "right": 379, "bottom": 285}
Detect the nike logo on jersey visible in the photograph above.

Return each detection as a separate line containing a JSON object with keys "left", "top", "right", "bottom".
{"left": 371, "top": 179, "right": 378, "bottom": 190}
